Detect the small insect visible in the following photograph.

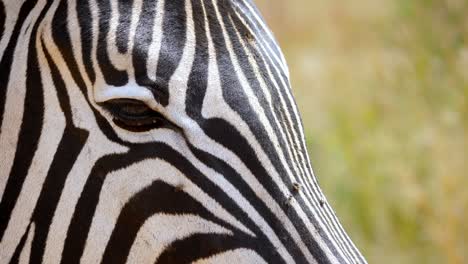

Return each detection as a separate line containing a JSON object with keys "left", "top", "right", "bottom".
{"left": 285, "top": 182, "right": 303, "bottom": 207}
{"left": 292, "top": 182, "right": 302, "bottom": 194}
{"left": 319, "top": 199, "right": 325, "bottom": 207}
{"left": 174, "top": 183, "right": 185, "bottom": 192}
{"left": 285, "top": 194, "right": 294, "bottom": 207}
{"left": 245, "top": 31, "right": 255, "bottom": 43}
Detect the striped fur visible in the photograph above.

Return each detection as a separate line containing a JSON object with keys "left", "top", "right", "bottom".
{"left": 0, "top": 0, "right": 367, "bottom": 263}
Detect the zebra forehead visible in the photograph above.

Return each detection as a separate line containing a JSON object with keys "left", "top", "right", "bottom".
{"left": 67, "top": 0, "right": 286, "bottom": 108}
{"left": 81, "top": 0, "right": 263, "bottom": 46}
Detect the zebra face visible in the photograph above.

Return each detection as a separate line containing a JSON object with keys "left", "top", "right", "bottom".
{"left": 0, "top": 0, "right": 366, "bottom": 263}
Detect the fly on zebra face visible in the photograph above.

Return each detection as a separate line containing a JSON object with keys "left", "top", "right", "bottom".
{"left": 0, "top": 0, "right": 366, "bottom": 263}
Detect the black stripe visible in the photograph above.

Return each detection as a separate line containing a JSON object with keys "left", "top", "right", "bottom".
{"left": 0, "top": 1, "right": 5, "bottom": 39}
{"left": 188, "top": 138, "right": 316, "bottom": 263}
{"left": 230, "top": 6, "right": 305, "bottom": 153}
{"left": 102, "top": 180, "right": 243, "bottom": 264}
{"left": 185, "top": 2, "right": 296, "bottom": 261}
{"left": 232, "top": 0, "right": 284, "bottom": 68}
{"left": 53, "top": 0, "right": 128, "bottom": 145}
{"left": 226, "top": 7, "right": 347, "bottom": 261}
{"left": 231, "top": 0, "right": 284, "bottom": 66}
{"left": 61, "top": 152, "right": 124, "bottom": 264}
{"left": 0, "top": 0, "right": 50, "bottom": 240}
{"left": 209, "top": 2, "right": 332, "bottom": 262}
{"left": 231, "top": 10, "right": 352, "bottom": 257}
{"left": 233, "top": 10, "right": 358, "bottom": 261}
{"left": 132, "top": 0, "right": 157, "bottom": 80}
{"left": 96, "top": 0, "right": 128, "bottom": 86}
{"left": 61, "top": 145, "right": 160, "bottom": 263}
{"left": 132, "top": 0, "right": 162, "bottom": 91}
{"left": 0, "top": 0, "right": 36, "bottom": 134}
{"left": 240, "top": 36, "right": 342, "bottom": 251}
{"left": 9, "top": 223, "right": 31, "bottom": 264}
{"left": 156, "top": 233, "right": 245, "bottom": 264}
{"left": 225, "top": 10, "right": 306, "bottom": 183}
{"left": 76, "top": 0, "right": 95, "bottom": 83}
{"left": 26, "top": 37, "right": 89, "bottom": 263}
{"left": 185, "top": 1, "right": 322, "bottom": 262}
{"left": 184, "top": 1, "right": 336, "bottom": 262}
{"left": 116, "top": 0, "right": 133, "bottom": 53}
{"left": 184, "top": 0, "right": 208, "bottom": 116}
{"left": 224, "top": 9, "right": 348, "bottom": 261}
{"left": 62, "top": 142, "right": 283, "bottom": 263}
{"left": 154, "top": 0, "right": 187, "bottom": 106}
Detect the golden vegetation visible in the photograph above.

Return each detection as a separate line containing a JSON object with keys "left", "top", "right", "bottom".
{"left": 255, "top": 0, "right": 467, "bottom": 263}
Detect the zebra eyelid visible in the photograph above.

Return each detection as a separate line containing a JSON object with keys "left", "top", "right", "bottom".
{"left": 100, "top": 99, "right": 155, "bottom": 115}
{"left": 98, "top": 99, "right": 183, "bottom": 133}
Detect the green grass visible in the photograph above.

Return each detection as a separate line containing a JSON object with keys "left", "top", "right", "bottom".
{"left": 255, "top": 0, "right": 467, "bottom": 263}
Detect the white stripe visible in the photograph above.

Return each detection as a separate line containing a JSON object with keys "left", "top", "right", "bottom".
{"left": 193, "top": 248, "right": 268, "bottom": 264}
{"left": 0, "top": 0, "right": 44, "bottom": 200}
{"left": 228, "top": 11, "right": 357, "bottom": 260}
{"left": 227, "top": 17, "right": 353, "bottom": 262}
{"left": 228, "top": 15, "right": 308, "bottom": 198}
{"left": 234, "top": 11, "right": 361, "bottom": 261}
{"left": 81, "top": 155, "right": 243, "bottom": 263}
{"left": 128, "top": 214, "right": 231, "bottom": 264}
{"left": 0, "top": 0, "right": 23, "bottom": 57}
{"left": 40, "top": 8, "right": 129, "bottom": 260}
{"left": 234, "top": 0, "right": 289, "bottom": 75}
{"left": 146, "top": 0, "right": 165, "bottom": 82}
{"left": 18, "top": 223, "right": 35, "bottom": 264}
{"left": 43, "top": 137, "right": 126, "bottom": 263}
{"left": 209, "top": 1, "right": 342, "bottom": 262}
{"left": 230, "top": 8, "right": 313, "bottom": 188}
{"left": 0, "top": 9, "right": 66, "bottom": 260}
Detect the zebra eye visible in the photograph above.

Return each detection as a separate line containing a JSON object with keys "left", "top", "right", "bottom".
{"left": 100, "top": 99, "right": 166, "bottom": 132}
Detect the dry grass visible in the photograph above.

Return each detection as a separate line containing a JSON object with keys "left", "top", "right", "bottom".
{"left": 255, "top": 0, "right": 468, "bottom": 263}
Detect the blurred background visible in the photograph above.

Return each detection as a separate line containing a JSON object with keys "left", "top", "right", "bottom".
{"left": 254, "top": 0, "right": 467, "bottom": 263}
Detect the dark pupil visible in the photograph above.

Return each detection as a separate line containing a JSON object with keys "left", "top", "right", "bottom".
{"left": 121, "top": 104, "right": 151, "bottom": 116}
{"left": 99, "top": 99, "right": 171, "bottom": 132}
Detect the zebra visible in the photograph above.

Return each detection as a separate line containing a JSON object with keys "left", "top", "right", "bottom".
{"left": 0, "top": 0, "right": 367, "bottom": 263}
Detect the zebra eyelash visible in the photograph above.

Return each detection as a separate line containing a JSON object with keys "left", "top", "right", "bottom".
{"left": 99, "top": 99, "right": 169, "bottom": 132}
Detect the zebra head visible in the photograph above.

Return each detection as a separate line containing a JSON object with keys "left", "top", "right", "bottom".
{"left": 0, "top": 0, "right": 366, "bottom": 263}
